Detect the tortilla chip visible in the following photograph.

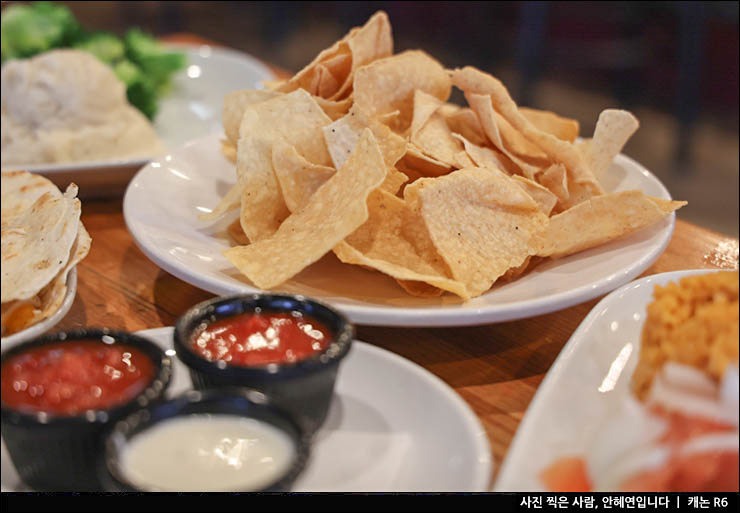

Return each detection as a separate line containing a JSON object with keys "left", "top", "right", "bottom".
{"left": 331, "top": 10, "right": 394, "bottom": 100}
{"left": 220, "top": 138, "right": 238, "bottom": 164}
{"left": 322, "top": 104, "right": 407, "bottom": 170}
{"left": 199, "top": 182, "right": 241, "bottom": 222}
{"left": 380, "top": 167, "right": 409, "bottom": 195}
{"left": 400, "top": 145, "right": 453, "bottom": 177}
{"left": 276, "top": 11, "right": 392, "bottom": 101}
{"left": 511, "top": 175, "right": 558, "bottom": 216}
{"left": 227, "top": 218, "right": 249, "bottom": 246}
{"left": 452, "top": 67, "right": 604, "bottom": 199}
{"left": 334, "top": 189, "right": 468, "bottom": 299}
{"left": 354, "top": 50, "right": 451, "bottom": 133}
{"left": 277, "top": 41, "right": 352, "bottom": 97}
{"left": 404, "top": 167, "right": 548, "bottom": 297}
{"left": 315, "top": 96, "right": 353, "bottom": 120}
{"left": 451, "top": 133, "right": 519, "bottom": 175}
{"left": 537, "top": 163, "right": 569, "bottom": 204}
{"left": 538, "top": 190, "right": 687, "bottom": 259}
{"left": 410, "top": 89, "right": 444, "bottom": 139}
{"left": 409, "top": 91, "right": 466, "bottom": 167}
{"left": 586, "top": 109, "right": 640, "bottom": 179}
{"left": 395, "top": 279, "right": 446, "bottom": 297}
{"left": 224, "top": 129, "right": 387, "bottom": 289}
{"left": 445, "top": 107, "right": 488, "bottom": 146}
{"left": 315, "top": 64, "right": 341, "bottom": 98}
{"left": 520, "top": 107, "right": 580, "bottom": 143}
{"left": 222, "top": 89, "right": 282, "bottom": 144}
{"left": 272, "top": 141, "right": 336, "bottom": 213}
{"left": 236, "top": 89, "right": 332, "bottom": 242}
{"left": 466, "top": 93, "right": 545, "bottom": 180}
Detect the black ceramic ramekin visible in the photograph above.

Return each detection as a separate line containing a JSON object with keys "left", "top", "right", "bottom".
{"left": 173, "top": 294, "right": 354, "bottom": 435}
{"left": 98, "top": 387, "right": 310, "bottom": 492}
{"left": 0, "top": 329, "right": 172, "bottom": 491}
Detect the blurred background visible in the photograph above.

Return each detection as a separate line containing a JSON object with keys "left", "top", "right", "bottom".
{"left": 3, "top": 1, "right": 738, "bottom": 237}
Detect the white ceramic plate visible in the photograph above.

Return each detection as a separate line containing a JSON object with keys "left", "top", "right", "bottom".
{"left": 1, "top": 326, "right": 492, "bottom": 492}
{"left": 494, "top": 268, "right": 730, "bottom": 491}
{"left": 1, "top": 44, "right": 273, "bottom": 198}
{"left": 0, "top": 267, "right": 77, "bottom": 353}
{"left": 124, "top": 131, "right": 677, "bottom": 326}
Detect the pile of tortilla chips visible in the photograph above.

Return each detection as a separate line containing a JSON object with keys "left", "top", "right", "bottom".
{"left": 1, "top": 171, "right": 91, "bottom": 336}
{"left": 206, "top": 11, "right": 686, "bottom": 301}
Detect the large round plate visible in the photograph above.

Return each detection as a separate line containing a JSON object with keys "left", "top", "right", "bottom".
{"left": 2, "top": 44, "right": 273, "bottom": 197}
{"left": 124, "top": 132, "right": 677, "bottom": 326}
{"left": 494, "top": 269, "right": 732, "bottom": 491}
{"left": 1, "top": 327, "right": 492, "bottom": 492}
{"left": 0, "top": 267, "right": 77, "bottom": 353}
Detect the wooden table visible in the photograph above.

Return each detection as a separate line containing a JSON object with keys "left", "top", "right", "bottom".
{"left": 54, "top": 37, "right": 740, "bottom": 489}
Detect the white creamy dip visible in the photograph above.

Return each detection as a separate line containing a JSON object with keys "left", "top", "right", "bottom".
{"left": 120, "top": 414, "right": 296, "bottom": 492}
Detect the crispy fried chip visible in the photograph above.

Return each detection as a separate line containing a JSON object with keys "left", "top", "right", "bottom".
{"left": 199, "top": 182, "right": 241, "bottom": 222}
{"left": 276, "top": 41, "right": 352, "bottom": 97}
{"left": 466, "top": 93, "right": 545, "bottom": 180}
{"left": 404, "top": 167, "right": 548, "bottom": 297}
{"left": 354, "top": 50, "right": 451, "bottom": 133}
{"left": 584, "top": 109, "right": 640, "bottom": 179}
{"left": 520, "top": 107, "right": 580, "bottom": 143}
{"left": 224, "top": 129, "right": 387, "bottom": 289}
{"left": 409, "top": 91, "right": 465, "bottom": 167}
{"left": 399, "top": 145, "right": 453, "bottom": 178}
{"left": 222, "top": 89, "right": 282, "bottom": 145}
{"left": 272, "top": 140, "right": 336, "bottom": 213}
{"left": 537, "top": 163, "right": 570, "bottom": 204}
{"left": 511, "top": 175, "right": 558, "bottom": 216}
{"left": 538, "top": 190, "right": 687, "bottom": 259}
{"left": 452, "top": 67, "right": 604, "bottom": 202}
{"left": 237, "top": 89, "right": 333, "bottom": 242}
{"left": 322, "top": 104, "right": 406, "bottom": 170}
{"left": 445, "top": 107, "right": 488, "bottom": 146}
{"left": 334, "top": 189, "right": 469, "bottom": 299}
{"left": 275, "top": 11, "right": 392, "bottom": 101}
{"left": 315, "top": 96, "right": 354, "bottom": 120}
{"left": 451, "top": 133, "right": 519, "bottom": 175}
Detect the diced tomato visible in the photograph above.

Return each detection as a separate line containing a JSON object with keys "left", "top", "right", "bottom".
{"left": 540, "top": 456, "right": 593, "bottom": 492}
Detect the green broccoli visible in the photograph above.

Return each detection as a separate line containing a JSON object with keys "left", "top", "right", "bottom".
{"left": 74, "top": 32, "right": 125, "bottom": 65}
{"left": 1, "top": 2, "right": 81, "bottom": 62}
{"left": 125, "top": 28, "right": 186, "bottom": 89}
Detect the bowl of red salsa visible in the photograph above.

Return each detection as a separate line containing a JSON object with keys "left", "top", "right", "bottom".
{"left": 0, "top": 329, "right": 172, "bottom": 491}
{"left": 174, "top": 294, "right": 354, "bottom": 435}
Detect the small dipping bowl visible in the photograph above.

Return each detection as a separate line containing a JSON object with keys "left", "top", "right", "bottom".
{"left": 0, "top": 329, "right": 172, "bottom": 491}
{"left": 174, "top": 294, "right": 354, "bottom": 435}
{"left": 99, "top": 388, "right": 310, "bottom": 492}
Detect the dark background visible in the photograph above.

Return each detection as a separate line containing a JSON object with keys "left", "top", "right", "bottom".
{"left": 3, "top": 1, "right": 739, "bottom": 236}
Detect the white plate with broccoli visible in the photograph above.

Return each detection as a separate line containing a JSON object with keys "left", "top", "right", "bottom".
{"left": 0, "top": 2, "right": 273, "bottom": 197}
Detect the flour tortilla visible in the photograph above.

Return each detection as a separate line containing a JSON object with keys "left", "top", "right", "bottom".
{"left": 1, "top": 177, "right": 81, "bottom": 303}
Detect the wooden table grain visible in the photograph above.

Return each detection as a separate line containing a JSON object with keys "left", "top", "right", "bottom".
{"left": 54, "top": 36, "right": 740, "bottom": 488}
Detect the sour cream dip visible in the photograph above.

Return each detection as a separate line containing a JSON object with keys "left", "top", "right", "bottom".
{"left": 119, "top": 414, "right": 297, "bottom": 492}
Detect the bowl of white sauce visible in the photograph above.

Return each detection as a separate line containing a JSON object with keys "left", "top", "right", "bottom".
{"left": 98, "top": 388, "right": 310, "bottom": 492}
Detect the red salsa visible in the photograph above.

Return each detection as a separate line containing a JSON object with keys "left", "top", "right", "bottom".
{"left": 1, "top": 341, "right": 155, "bottom": 416}
{"left": 191, "top": 312, "right": 331, "bottom": 366}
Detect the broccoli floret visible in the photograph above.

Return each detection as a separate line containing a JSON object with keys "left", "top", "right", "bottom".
{"left": 112, "top": 58, "right": 143, "bottom": 87}
{"left": 125, "top": 28, "right": 186, "bottom": 87}
{"left": 112, "top": 58, "right": 158, "bottom": 119}
{"left": 74, "top": 32, "right": 125, "bottom": 65}
{"left": 1, "top": 2, "right": 80, "bottom": 62}
{"left": 126, "top": 79, "right": 159, "bottom": 120}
